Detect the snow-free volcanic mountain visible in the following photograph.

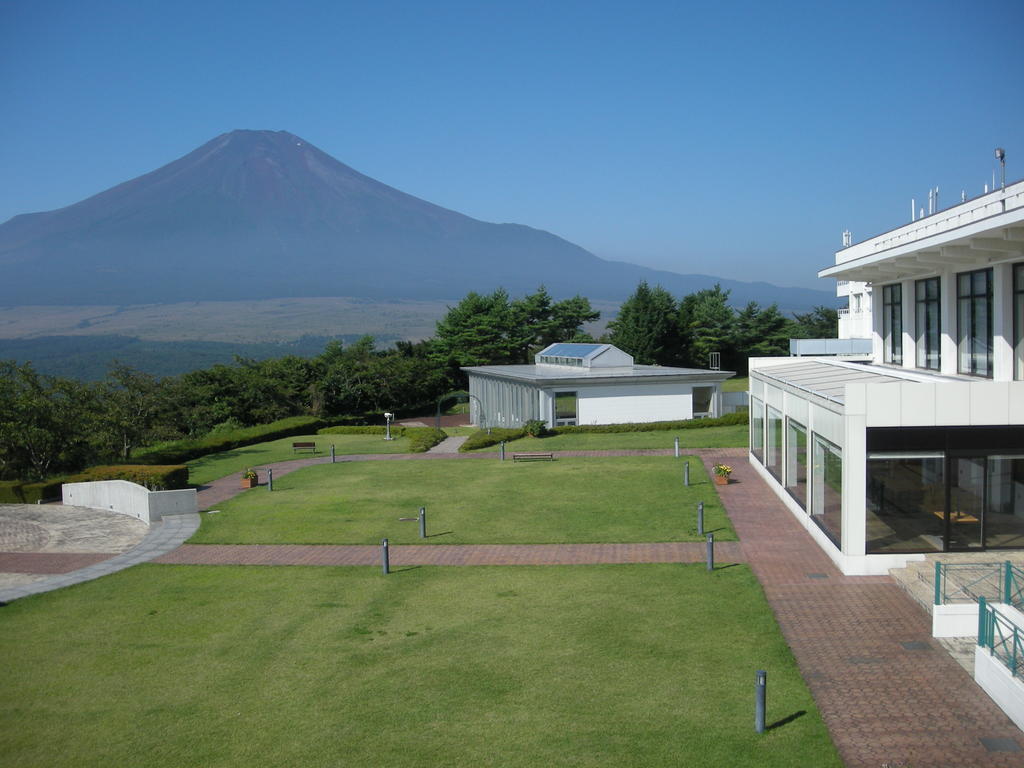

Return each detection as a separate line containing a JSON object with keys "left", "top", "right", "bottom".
{"left": 0, "top": 130, "right": 833, "bottom": 309}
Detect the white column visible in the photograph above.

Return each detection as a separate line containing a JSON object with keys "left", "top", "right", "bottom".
{"left": 992, "top": 262, "right": 1013, "bottom": 381}
{"left": 870, "top": 282, "right": 884, "bottom": 364}
{"left": 842, "top": 385, "right": 868, "bottom": 560}
{"left": 940, "top": 269, "right": 958, "bottom": 376}
{"left": 901, "top": 279, "right": 915, "bottom": 369}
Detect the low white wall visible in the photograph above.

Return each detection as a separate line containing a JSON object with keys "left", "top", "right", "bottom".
{"left": 62, "top": 480, "right": 197, "bottom": 525}
{"left": 577, "top": 383, "right": 692, "bottom": 425}
{"left": 933, "top": 603, "right": 979, "bottom": 637}
{"left": 976, "top": 646, "right": 1024, "bottom": 732}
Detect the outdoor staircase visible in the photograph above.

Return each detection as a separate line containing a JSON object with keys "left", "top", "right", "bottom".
{"left": 889, "top": 553, "right": 1024, "bottom": 674}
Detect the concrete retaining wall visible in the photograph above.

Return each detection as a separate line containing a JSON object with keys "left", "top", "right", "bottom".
{"left": 62, "top": 480, "right": 197, "bottom": 525}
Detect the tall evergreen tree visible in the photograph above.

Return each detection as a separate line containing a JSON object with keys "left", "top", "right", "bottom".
{"left": 607, "top": 281, "right": 683, "bottom": 365}
{"left": 791, "top": 306, "right": 839, "bottom": 338}
{"left": 679, "top": 284, "right": 734, "bottom": 369}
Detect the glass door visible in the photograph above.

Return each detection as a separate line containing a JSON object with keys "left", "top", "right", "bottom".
{"left": 948, "top": 457, "right": 985, "bottom": 550}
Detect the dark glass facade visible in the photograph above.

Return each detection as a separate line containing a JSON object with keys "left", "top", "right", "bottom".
{"left": 882, "top": 283, "right": 903, "bottom": 365}
{"left": 915, "top": 276, "right": 940, "bottom": 370}
{"left": 957, "top": 268, "right": 993, "bottom": 377}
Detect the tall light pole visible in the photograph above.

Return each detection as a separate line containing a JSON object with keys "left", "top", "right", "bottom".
{"left": 996, "top": 147, "right": 1006, "bottom": 190}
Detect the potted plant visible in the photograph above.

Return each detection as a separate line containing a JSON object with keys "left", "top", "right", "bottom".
{"left": 241, "top": 468, "right": 259, "bottom": 489}
{"left": 712, "top": 463, "right": 733, "bottom": 485}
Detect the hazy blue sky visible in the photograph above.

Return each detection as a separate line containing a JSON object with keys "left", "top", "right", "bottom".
{"left": 2, "top": 0, "right": 1022, "bottom": 288}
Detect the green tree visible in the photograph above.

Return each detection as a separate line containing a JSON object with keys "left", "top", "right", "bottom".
{"left": 731, "top": 302, "right": 794, "bottom": 374}
{"left": 432, "top": 289, "right": 514, "bottom": 367}
{"left": 606, "top": 282, "right": 683, "bottom": 365}
{"left": 791, "top": 306, "right": 839, "bottom": 339}
{"left": 679, "top": 284, "right": 735, "bottom": 370}
{"left": 97, "top": 364, "right": 164, "bottom": 461}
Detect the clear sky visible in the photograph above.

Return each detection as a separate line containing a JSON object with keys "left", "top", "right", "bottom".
{"left": 2, "top": 0, "right": 1022, "bottom": 289}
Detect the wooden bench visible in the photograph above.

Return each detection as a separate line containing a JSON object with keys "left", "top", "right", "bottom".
{"left": 292, "top": 441, "right": 318, "bottom": 454}
{"left": 512, "top": 452, "right": 554, "bottom": 462}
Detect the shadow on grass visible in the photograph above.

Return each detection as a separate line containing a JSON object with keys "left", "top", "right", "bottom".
{"left": 427, "top": 531, "right": 453, "bottom": 538}
{"left": 390, "top": 566, "right": 422, "bottom": 574}
{"left": 767, "top": 710, "right": 807, "bottom": 731}
{"left": 710, "top": 563, "right": 742, "bottom": 571}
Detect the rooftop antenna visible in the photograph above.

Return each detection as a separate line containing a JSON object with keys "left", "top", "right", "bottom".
{"left": 996, "top": 147, "right": 1006, "bottom": 189}
{"left": 961, "top": 190, "right": 966, "bottom": 202}
{"left": 911, "top": 197, "right": 916, "bottom": 221}
{"left": 842, "top": 229, "right": 852, "bottom": 247}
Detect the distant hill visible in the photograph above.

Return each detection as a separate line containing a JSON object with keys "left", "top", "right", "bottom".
{"left": 0, "top": 129, "right": 836, "bottom": 312}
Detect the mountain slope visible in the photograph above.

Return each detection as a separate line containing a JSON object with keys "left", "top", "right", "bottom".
{"left": 0, "top": 130, "right": 834, "bottom": 310}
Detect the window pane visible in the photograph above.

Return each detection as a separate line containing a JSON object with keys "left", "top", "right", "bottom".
{"left": 866, "top": 454, "right": 945, "bottom": 553}
{"left": 750, "top": 397, "right": 764, "bottom": 462}
{"left": 811, "top": 436, "right": 842, "bottom": 547}
{"left": 766, "top": 407, "right": 783, "bottom": 480}
{"left": 786, "top": 420, "right": 807, "bottom": 510}
{"left": 554, "top": 392, "right": 577, "bottom": 425}
{"left": 985, "top": 455, "right": 1024, "bottom": 548}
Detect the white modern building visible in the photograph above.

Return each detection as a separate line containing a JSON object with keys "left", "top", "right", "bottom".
{"left": 464, "top": 343, "right": 734, "bottom": 429}
{"left": 837, "top": 279, "right": 873, "bottom": 339}
{"left": 749, "top": 179, "right": 1024, "bottom": 575}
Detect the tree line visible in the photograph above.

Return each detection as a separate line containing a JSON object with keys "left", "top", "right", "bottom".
{"left": 0, "top": 284, "right": 834, "bottom": 481}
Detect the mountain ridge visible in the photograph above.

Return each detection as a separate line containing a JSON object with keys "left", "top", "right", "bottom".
{"left": 0, "top": 129, "right": 835, "bottom": 312}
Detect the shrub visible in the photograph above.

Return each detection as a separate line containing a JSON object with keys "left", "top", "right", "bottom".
{"left": 64, "top": 464, "right": 190, "bottom": 490}
{"left": 317, "top": 425, "right": 398, "bottom": 436}
{"left": 549, "top": 412, "right": 747, "bottom": 435}
{"left": 523, "top": 419, "right": 548, "bottom": 438}
{"left": 459, "top": 428, "right": 527, "bottom": 452}
{"left": 133, "top": 416, "right": 328, "bottom": 465}
{"left": 0, "top": 479, "right": 66, "bottom": 504}
{"left": 405, "top": 428, "right": 447, "bottom": 453}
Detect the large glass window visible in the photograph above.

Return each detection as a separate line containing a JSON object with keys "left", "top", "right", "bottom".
{"left": 866, "top": 453, "right": 945, "bottom": 553}
{"left": 986, "top": 455, "right": 1024, "bottom": 548}
{"left": 785, "top": 419, "right": 807, "bottom": 510}
{"left": 1014, "top": 263, "right": 1023, "bottom": 381}
{"left": 692, "top": 387, "right": 713, "bottom": 417}
{"left": 554, "top": 391, "right": 577, "bottom": 426}
{"left": 957, "top": 268, "right": 993, "bottom": 377}
{"left": 765, "top": 407, "right": 783, "bottom": 480}
{"left": 915, "top": 277, "right": 940, "bottom": 370}
{"left": 882, "top": 283, "right": 903, "bottom": 365}
{"left": 810, "top": 436, "right": 842, "bottom": 547}
{"left": 750, "top": 397, "right": 764, "bottom": 461}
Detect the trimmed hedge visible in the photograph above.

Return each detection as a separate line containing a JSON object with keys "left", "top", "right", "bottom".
{"left": 133, "top": 416, "right": 329, "bottom": 465}
{"left": 0, "top": 479, "right": 66, "bottom": 504}
{"left": 405, "top": 428, "right": 448, "bottom": 453}
{"left": 66, "top": 465, "right": 190, "bottom": 491}
{"left": 459, "top": 428, "right": 528, "bottom": 452}
{"left": 549, "top": 412, "right": 748, "bottom": 434}
{"left": 458, "top": 413, "right": 749, "bottom": 452}
{"left": 317, "top": 425, "right": 397, "bottom": 436}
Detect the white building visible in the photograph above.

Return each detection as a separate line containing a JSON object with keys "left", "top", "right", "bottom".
{"left": 837, "top": 279, "right": 872, "bottom": 339}
{"left": 749, "top": 179, "right": 1024, "bottom": 575}
{"left": 464, "top": 343, "right": 734, "bottom": 429}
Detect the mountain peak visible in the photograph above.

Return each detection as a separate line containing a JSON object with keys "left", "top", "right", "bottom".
{"left": 0, "top": 131, "right": 836, "bottom": 311}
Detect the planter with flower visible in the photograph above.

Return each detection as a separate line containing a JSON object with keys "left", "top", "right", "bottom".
{"left": 241, "top": 468, "right": 259, "bottom": 489}
{"left": 712, "top": 463, "right": 733, "bottom": 485}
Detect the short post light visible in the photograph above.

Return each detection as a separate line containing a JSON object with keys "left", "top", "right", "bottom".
{"left": 697, "top": 501, "right": 704, "bottom": 535}
{"left": 684, "top": 460, "right": 690, "bottom": 487}
{"left": 674, "top": 436, "right": 680, "bottom": 458}
{"left": 267, "top": 468, "right": 273, "bottom": 492}
{"left": 381, "top": 538, "right": 390, "bottom": 575}
{"left": 384, "top": 412, "right": 395, "bottom": 441}
{"left": 755, "top": 670, "right": 767, "bottom": 733}
{"left": 419, "top": 506, "right": 427, "bottom": 539}
{"left": 330, "top": 443, "right": 336, "bottom": 463}
{"left": 706, "top": 532, "right": 714, "bottom": 571}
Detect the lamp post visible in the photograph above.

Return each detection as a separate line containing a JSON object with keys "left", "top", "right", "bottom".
{"left": 996, "top": 147, "right": 1006, "bottom": 190}
{"left": 384, "top": 412, "right": 395, "bottom": 441}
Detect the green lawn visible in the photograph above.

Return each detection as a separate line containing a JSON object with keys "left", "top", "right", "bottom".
{"left": 193, "top": 455, "right": 734, "bottom": 544}
{"left": 723, "top": 376, "right": 749, "bottom": 392}
{"left": 0, "top": 564, "right": 840, "bottom": 768}
{"left": 187, "top": 433, "right": 415, "bottom": 485}
{"left": 472, "top": 424, "right": 748, "bottom": 453}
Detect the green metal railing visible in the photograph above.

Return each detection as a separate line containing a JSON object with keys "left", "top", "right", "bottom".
{"left": 978, "top": 596, "right": 1024, "bottom": 679}
{"left": 933, "top": 561, "right": 1024, "bottom": 609}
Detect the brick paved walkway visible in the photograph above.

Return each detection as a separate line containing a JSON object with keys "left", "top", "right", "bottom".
{"left": 699, "top": 448, "right": 1024, "bottom": 768}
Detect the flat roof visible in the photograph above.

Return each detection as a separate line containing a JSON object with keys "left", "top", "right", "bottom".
{"left": 463, "top": 363, "right": 735, "bottom": 384}
{"left": 751, "top": 358, "right": 970, "bottom": 405}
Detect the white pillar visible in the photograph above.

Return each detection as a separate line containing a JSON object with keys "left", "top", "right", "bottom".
{"left": 901, "top": 279, "right": 915, "bottom": 369}
{"left": 940, "top": 269, "right": 958, "bottom": 376}
{"left": 992, "top": 262, "right": 1013, "bottom": 381}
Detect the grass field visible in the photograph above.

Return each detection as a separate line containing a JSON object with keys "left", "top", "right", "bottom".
{"left": 723, "top": 376, "right": 749, "bottom": 392}
{"left": 192, "top": 455, "right": 734, "bottom": 545}
{"left": 0, "top": 564, "right": 840, "bottom": 768}
{"left": 472, "top": 424, "right": 748, "bottom": 453}
{"left": 187, "top": 433, "right": 414, "bottom": 485}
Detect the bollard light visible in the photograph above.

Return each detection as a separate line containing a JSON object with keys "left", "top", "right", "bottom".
{"left": 500, "top": 441, "right": 506, "bottom": 462}
{"left": 674, "top": 436, "right": 680, "bottom": 458}
{"left": 382, "top": 538, "right": 390, "bottom": 575}
{"left": 419, "top": 507, "right": 427, "bottom": 539}
{"left": 330, "top": 444, "right": 336, "bottom": 463}
{"left": 706, "top": 533, "right": 714, "bottom": 571}
{"left": 684, "top": 460, "right": 690, "bottom": 487}
{"left": 755, "top": 670, "right": 767, "bottom": 733}
{"left": 267, "top": 468, "right": 273, "bottom": 492}
{"left": 697, "top": 501, "right": 704, "bottom": 535}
